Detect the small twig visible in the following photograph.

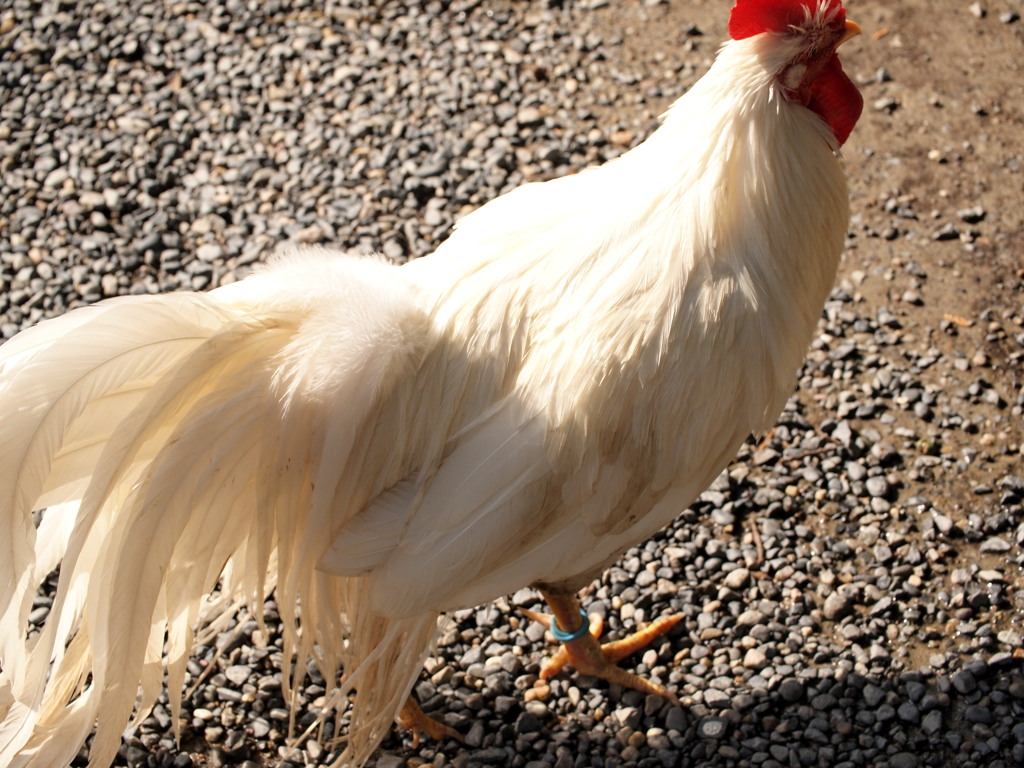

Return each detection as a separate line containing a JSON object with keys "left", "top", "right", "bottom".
{"left": 781, "top": 445, "right": 835, "bottom": 463}
{"left": 755, "top": 427, "right": 776, "bottom": 452}
{"left": 746, "top": 516, "right": 765, "bottom": 567}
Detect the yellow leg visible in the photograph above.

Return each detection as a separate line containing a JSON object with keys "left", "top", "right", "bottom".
{"left": 522, "top": 590, "right": 682, "bottom": 706}
{"left": 397, "top": 696, "right": 464, "bottom": 748}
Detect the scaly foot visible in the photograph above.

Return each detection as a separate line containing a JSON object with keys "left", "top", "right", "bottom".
{"left": 523, "top": 590, "right": 683, "bottom": 706}
{"left": 397, "top": 696, "right": 464, "bottom": 748}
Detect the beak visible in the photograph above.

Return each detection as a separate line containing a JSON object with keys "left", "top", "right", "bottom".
{"left": 837, "top": 19, "right": 862, "bottom": 47}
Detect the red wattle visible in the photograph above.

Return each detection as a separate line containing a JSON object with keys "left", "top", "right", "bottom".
{"left": 806, "top": 54, "right": 863, "bottom": 145}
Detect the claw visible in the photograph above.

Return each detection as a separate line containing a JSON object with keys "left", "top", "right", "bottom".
{"left": 398, "top": 696, "right": 464, "bottom": 748}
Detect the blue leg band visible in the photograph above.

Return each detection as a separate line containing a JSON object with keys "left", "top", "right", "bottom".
{"left": 550, "top": 608, "right": 590, "bottom": 642}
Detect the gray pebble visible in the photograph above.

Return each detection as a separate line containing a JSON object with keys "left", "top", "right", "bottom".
{"left": 889, "top": 753, "right": 919, "bottom": 768}
{"left": 964, "top": 705, "right": 994, "bottom": 724}
{"left": 778, "top": 679, "right": 805, "bottom": 702}
{"left": 865, "top": 476, "right": 890, "bottom": 497}
{"left": 704, "top": 689, "right": 731, "bottom": 708}
{"left": 665, "top": 707, "right": 687, "bottom": 732}
{"left": 698, "top": 717, "right": 728, "bottom": 738}
{"left": 723, "top": 567, "right": 750, "bottom": 589}
{"left": 515, "top": 711, "right": 541, "bottom": 734}
{"left": 823, "top": 586, "right": 858, "bottom": 620}
{"left": 862, "top": 683, "right": 886, "bottom": 707}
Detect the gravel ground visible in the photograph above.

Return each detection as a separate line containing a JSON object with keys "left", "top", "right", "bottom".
{"left": 2, "top": 1, "right": 1023, "bottom": 767}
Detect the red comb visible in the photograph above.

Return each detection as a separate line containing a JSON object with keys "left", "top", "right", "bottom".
{"left": 729, "top": 0, "right": 845, "bottom": 40}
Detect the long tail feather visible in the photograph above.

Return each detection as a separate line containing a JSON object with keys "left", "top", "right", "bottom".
{"left": 0, "top": 251, "right": 441, "bottom": 768}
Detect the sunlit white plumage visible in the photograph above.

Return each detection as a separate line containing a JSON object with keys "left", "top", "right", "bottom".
{"left": 0, "top": 1, "right": 862, "bottom": 765}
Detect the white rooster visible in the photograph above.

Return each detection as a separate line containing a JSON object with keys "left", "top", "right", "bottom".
{"left": 0, "top": 0, "right": 863, "bottom": 765}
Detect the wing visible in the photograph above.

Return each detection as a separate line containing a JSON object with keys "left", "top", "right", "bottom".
{"left": 318, "top": 396, "right": 553, "bottom": 617}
